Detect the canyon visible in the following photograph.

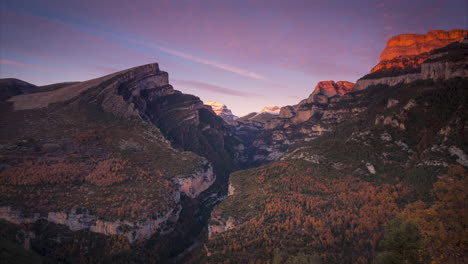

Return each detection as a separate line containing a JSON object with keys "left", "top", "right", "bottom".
{"left": 203, "top": 31, "right": 468, "bottom": 263}
{"left": 0, "top": 29, "right": 467, "bottom": 263}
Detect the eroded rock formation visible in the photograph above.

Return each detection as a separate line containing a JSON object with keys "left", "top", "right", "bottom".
{"left": 355, "top": 32, "right": 468, "bottom": 91}
{"left": 379, "top": 29, "right": 467, "bottom": 62}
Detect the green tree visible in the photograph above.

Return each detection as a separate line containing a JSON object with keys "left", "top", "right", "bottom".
{"left": 376, "top": 217, "right": 422, "bottom": 264}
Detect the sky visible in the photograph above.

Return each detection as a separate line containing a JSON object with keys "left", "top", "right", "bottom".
{"left": 0, "top": 0, "right": 466, "bottom": 116}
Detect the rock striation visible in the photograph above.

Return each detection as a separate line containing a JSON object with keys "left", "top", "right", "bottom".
{"left": 0, "top": 162, "right": 216, "bottom": 243}
{"left": 237, "top": 80, "right": 356, "bottom": 165}
{"left": 354, "top": 29, "right": 467, "bottom": 91}
{"left": 0, "top": 63, "right": 237, "bottom": 252}
{"left": 354, "top": 39, "right": 468, "bottom": 91}
{"left": 206, "top": 32, "right": 468, "bottom": 263}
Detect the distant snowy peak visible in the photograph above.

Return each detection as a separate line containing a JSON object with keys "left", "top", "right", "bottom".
{"left": 260, "top": 105, "right": 280, "bottom": 115}
{"left": 204, "top": 100, "right": 238, "bottom": 122}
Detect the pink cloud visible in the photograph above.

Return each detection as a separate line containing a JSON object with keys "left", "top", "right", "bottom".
{"left": 129, "top": 40, "right": 268, "bottom": 81}
{"left": 172, "top": 79, "right": 261, "bottom": 97}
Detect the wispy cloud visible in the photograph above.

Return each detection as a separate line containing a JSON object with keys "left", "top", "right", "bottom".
{"left": 60, "top": 22, "right": 268, "bottom": 81}
{"left": 129, "top": 39, "right": 267, "bottom": 81}
{"left": 0, "top": 59, "right": 32, "bottom": 67}
{"left": 172, "top": 79, "right": 261, "bottom": 97}
{"left": 0, "top": 58, "right": 87, "bottom": 75}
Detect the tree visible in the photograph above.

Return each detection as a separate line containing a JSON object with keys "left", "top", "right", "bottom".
{"left": 376, "top": 217, "right": 422, "bottom": 264}
{"left": 403, "top": 165, "right": 468, "bottom": 263}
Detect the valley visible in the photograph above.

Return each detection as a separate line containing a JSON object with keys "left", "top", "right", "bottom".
{"left": 0, "top": 28, "right": 467, "bottom": 264}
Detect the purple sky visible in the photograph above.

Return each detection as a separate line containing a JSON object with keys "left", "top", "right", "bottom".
{"left": 1, "top": 0, "right": 466, "bottom": 116}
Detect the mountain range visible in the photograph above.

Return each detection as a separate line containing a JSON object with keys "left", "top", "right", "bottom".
{"left": 0, "top": 29, "right": 467, "bottom": 264}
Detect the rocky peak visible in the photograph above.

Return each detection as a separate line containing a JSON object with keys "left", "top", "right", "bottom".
{"left": 380, "top": 29, "right": 467, "bottom": 61}
{"left": 369, "top": 29, "right": 467, "bottom": 75}
{"left": 308, "top": 80, "right": 355, "bottom": 104}
{"left": 204, "top": 101, "right": 238, "bottom": 122}
{"left": 355, "top": 31, "right": 468, "bottom": 91}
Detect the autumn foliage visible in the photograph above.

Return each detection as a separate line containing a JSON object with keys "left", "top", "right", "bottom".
{"left": 85, "top": 158, "right": 129, "bottom": 186}
{"left": 207, "top": 161, "right": 409, "bottom": 264}
{"left": 403, "top": 166, "right": 468, "bottom": 264}
{"left": 0, "top": 158, "right": 92, "bottom": 185}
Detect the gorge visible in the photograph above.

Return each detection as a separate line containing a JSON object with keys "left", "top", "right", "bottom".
{"left": 0, "top": 27, "right": 467, "bottom": 264}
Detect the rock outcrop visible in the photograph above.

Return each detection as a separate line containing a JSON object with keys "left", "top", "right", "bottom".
{"left": 204, "top": 101, "right": 238, "bottom": 122}
{"left": 208, "top": 215, "right": 237, "bottom": 239}
{"left": 354, "top": 39, "right": 468, "bottom": 91}
{"left": 238, "top": 80, "right": 355, "bottom": 165}
{"left": 0, "top": 62, "right": 242, "bottom": 264}
{"left": 0, "top": 206, "right": 180, "bottom": 243}
{"left": 308, "top": 81, "right": 355, "bottom": 101}
{"left": 205, "top": 31, "right": 468, "bottom": 263}
{"left": 379, "top": 29, "right": 467, "bottom": 62}
{"left": 175, "top": 161, "right": 216, "bottom": 198}
{"left": 0, "top": 162, "right": 216, "bottom": 243}
{"left": 370, "top": 29, "right": 467, "bottom": 75}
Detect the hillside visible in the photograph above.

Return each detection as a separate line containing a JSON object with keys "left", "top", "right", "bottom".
{"left": 0, "top": 29, "right": 467, "bottom": 264}
{"left": 203, "top": 38, "right": 468, "bottom": 263}
{"left": 0, "top": 78, "right": 37, "bottom": 101}
{"left": 0, "top": 63, "right": 241, "bottom": 263}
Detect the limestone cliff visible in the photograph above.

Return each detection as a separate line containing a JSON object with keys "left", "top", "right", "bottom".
{"left": 238, "top": 80, "right": 355, "bottom": 165}
{"left": 355, "top": 40, "right": 468, "bottom": 91}
{"left": 0, "top": 162, "right": 216, "bottom": 243}
{"left": 364, "top": 29, "right": 467, "bottom": 78}
{"left": 0, "top": 63, "right": 227, "bottom": 254}
{"left": 379, "top": 29, "right": 467, "bottom": 62}
{"left": 175, "top": 161, "right": 216, "bottom": 198}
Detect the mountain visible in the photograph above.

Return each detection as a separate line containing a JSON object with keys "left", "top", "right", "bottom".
{"left": 378, "top": 29, "right": 467, "bottom": 62}
{"left": 239, "top": 80, "right": 355, "bottom": 165}
{"left": 354, "top": 33, "right": 468, "bottom": 91}
{"left": 0, "top": 63, "right": 243, "bottom": 263}
{"left": 228, "top": 106, "right": 282, "bottom": 167}
{"left": 0, "top": 79, "right": 81, "bottom": 101}
{"left": 1, "top": 29, "right": 467, "bottom": 264}
{"left": 204, "top": 101, "right": 238, "bottom": 122}
{"left": 260, "top": 105, "right": 281, "bottom": 115}
{"left": 0, "top": 78, "right": 37, "bottom": 100}
{"left": 357, "top": 29, "right": 468, "bottom": 87}
{"left": 204, "top": 32, "right": 468, "bottom": 263}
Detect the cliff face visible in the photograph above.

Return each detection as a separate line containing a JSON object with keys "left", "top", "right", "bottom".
{"left": 379, "top": 29, "right": 467, "bottom": 61}
{"left": 361, "top": 29, "right": 467, "bottom": 81}
{"left": 0, "top": 161, "right": 216, "bottom": 244}
{"left": 0, "top": 63, "right": 233, "bottom": 264}
{"left": 205, "top": 34, "right": 468, "bottom": 263}
{"left": 355, "top": 40, "right": 468, "bottom": 91}
{"left": 176, "top": 161, "right": 216, "bottom": 198}
{"left": 242, "top": 80, "right": 355, "bottom": 164}
{"left": 230, "top": 32, "right": 468, "bottom": 168}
